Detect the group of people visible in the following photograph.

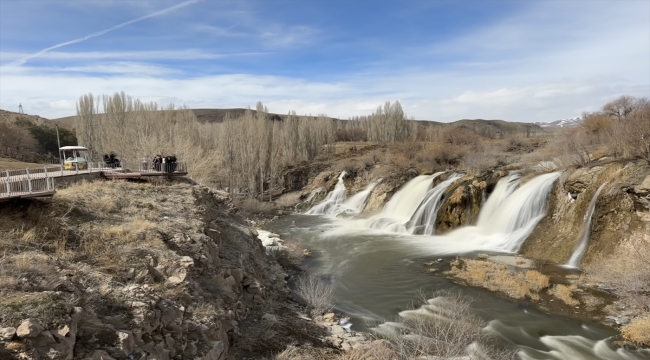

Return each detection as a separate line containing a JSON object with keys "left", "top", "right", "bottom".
{"left": 151, "top": 154, "right": 177, "bottom": 172}
{"left": 103, "top": 153, "right": 121, "bottom": 167}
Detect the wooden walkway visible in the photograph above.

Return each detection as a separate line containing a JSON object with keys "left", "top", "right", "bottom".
{"left": 0, "top": 162, "right": 187, "bottom": 202}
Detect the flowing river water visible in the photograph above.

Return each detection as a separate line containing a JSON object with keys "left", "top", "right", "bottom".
{"left": 266, "top": 173, "right": 650, "bottom": 359}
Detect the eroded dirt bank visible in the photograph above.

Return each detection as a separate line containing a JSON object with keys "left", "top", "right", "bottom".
{"left": 0, "top": 180, "right": 377, "bottom": 359}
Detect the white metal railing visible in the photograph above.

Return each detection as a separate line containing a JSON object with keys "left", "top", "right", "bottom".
{"left": 1, "top": 160, "right": 188, "bottom": 198}
{"left": 1, "top": 168, "right": 55, "bottom": 198}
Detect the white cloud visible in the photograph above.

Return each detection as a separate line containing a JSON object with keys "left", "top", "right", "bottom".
{"left": 0, "top": 1, "right": 647, "bottom": 122}
{"left": 12, "top": 0, "right": 204, "bottom": 66}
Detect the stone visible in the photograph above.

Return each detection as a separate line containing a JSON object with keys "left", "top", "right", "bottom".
{"left": 91, "top": 350, "right": 117, "bottom": 360}
{"left": 246, "top": 284, "right": 262, "bottom": 296}
{"left": 166, "top": 276, "right": 183, "bottom": 285}
{"left": 323, "top": 313, "right": 336, "bottom": 322}
{"left": 203, "top": 341, "right": 225, "bottom": 360}
{"left": 261, "top": 313, "right": 277, "bottom": 322}
{"left": 56, "top": 325, "right": 70, "bottom": 338}
{"left": 0, "top": 327, "right": 16, "bottom": 341}
{"left": 16, "top": 319, "right": 44, "bottom": 338}
{"left": 28, "top": 330, "right": 56, "bottom": 347}
{"left": 303, "top": 249, "right": 313, "bottom": 257}
{"left": 330, "top": 325, "right": 346, "bottom": 337}
{"left": 634, "top": 175, "right": 650, "bottom": 196}
{"left": 231, "top": 268, "right": 244, "bottom": 283}
{"left": 117, "top": 330, "right": 135, "bottom": 355}
{"left": 341, "top": 341, "right": 352, "bottom": 351}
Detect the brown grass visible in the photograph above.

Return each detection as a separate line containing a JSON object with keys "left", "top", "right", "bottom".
{"left": 448, "top": 258, "right": 550, "bottom": 300}
{"left": 449, "top": 187, "right": 465, "bottom": 205}
{"left": 0, "top": 157, "right": 44, "bottom": 170}
{"left": 549, "top": 284, "right": 579, "bottom": 306}
{"left": 621, "top": 313, "right": 650, "bottom": 347}
{"left": 235, "top": 198, "right": 278, "bottom": 215}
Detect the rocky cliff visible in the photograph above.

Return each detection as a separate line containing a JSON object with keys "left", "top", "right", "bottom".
{"left": 0, "top": 181, "right": 339, "bottom": 359}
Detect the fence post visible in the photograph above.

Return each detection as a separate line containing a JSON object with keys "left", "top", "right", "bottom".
{"left": 5, "top": 170, "right": 10, "bottom": 195}
{"left": 75, "top": 163, "right": 79, "bottom": 175}
{"left": 44, "top": 167, "right": 49, "bottom": 191}
{"left": 26, "top": 168, "right": 32, "bottom": 194}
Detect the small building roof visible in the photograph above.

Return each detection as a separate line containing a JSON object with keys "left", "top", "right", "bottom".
{"left": 59, "top": 146, "right": 88, "bottom": 151}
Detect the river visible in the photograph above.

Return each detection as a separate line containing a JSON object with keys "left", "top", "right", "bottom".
{"left": 266, "top": 172, "right": 650, "bottom": 359}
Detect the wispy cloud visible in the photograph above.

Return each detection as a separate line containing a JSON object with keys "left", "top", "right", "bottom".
{"left": 1, "top": 49, "right": 270, "bottom": 63}
{"left": 12, "top": 0, "right": 203, "bottom": 66}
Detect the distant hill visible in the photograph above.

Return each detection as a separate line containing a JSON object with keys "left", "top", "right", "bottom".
{"left": 534, "top": 116, "right": 582, "bottom": 129}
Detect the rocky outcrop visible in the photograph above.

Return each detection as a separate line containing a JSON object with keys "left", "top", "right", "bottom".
{"left": 521, "top": 161, "right": 648, "bottom": 265}
{"left": 435, "top": 171, "right": 504, "bottom": 233}
{"left": 0, "top": 182, "right": 331, "bottom": 359}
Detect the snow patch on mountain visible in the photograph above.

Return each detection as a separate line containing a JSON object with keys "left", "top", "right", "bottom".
{"left": 534, "top": 116, "right": 582, "bottom": 128}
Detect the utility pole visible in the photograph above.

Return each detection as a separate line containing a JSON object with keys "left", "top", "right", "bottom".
{"left": 55, "top": 124, "right": 63, "bottom": 165}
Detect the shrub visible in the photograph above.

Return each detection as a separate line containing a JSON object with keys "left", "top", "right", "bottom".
{"left": 621, "top": 314, "right": 650, "bottom": 347}
{"left": 295, "top": 275, "right": 335, "bottom": 316}
{"left": 549, "top": 284, "right": 579, "bottom": 306}
{"left": 380, "top": 290, "right": 518, "bottom": 359}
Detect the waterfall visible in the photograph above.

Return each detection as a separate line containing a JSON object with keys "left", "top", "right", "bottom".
{"left": 476, "top": 172, "right": 520, "bottom": 226}
{"left": 305, "top": 187, "right": 325, "bottom": 203}
{"left": 366, "top": 173, "right": 443, "bottom": 232}
{"left": 305, "top": 172, "right": 347, "bottom": 215}
{"left": 338, "top": 181, "right": 380, "bottom": 216}
{"left": 405, "top": 172, "right": 561, "bottom": 255}
{"left": 565, "top": 183, "right": 606, "bottom": 268}
{"left": 408, "top": 173, "right": 463, "bottom": 235}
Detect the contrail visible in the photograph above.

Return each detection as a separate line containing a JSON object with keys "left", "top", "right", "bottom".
{"left": 14, "top": 0, "right": 203, "bottom": 65}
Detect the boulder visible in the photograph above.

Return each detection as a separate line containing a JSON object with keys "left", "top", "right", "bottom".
{"left": 0, "top": 327, "right": 16, "bottom": 341}
{"left": 117, "top": 330, "right": 135, "bottom": 355}
{"left": 16, "top": 319, "right": 44, "bottom": 338}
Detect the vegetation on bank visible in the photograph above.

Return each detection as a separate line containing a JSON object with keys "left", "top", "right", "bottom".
{"left": 0, "top": 111, "right": 77, "bottom": 162}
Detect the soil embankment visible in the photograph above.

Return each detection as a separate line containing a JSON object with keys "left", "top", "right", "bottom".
{"left": 0, "top": 180, "right": 375, "bottom": 359}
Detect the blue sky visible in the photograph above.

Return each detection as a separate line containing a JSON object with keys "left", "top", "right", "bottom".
{"left": 0, "top": 0, "right": 648, "bottom": 122}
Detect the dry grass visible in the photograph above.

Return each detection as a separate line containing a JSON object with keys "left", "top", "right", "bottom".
{"left": 621, "top": 313, "right": 650, "bottom": 347}
{"left": 235, "top": 198, "right": 278, "bottom": 215}
{"left": 295, "top": 275, "right": 335, "bottom": 316}
{"left": 449, "top": 186, "right": 465, "bottom": 204}
{"left": 0, "top": 158, "right": 45, "bottom": 170}
{"left": 448, "top": 258, "right": 550, "bottom": 300}
{"left": 549, "top": 284, "right": 579, "bottom": 306}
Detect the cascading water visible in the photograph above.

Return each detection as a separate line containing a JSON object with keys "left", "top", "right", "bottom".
{"left": 337, "top": 181, "right": 380, "bottom": 216}
{"left": 405, "top": 172, "right": 561, "bottom": 254}
{"left": 476, "top": 172, "right": 520, "bottom": 226}
{"left": 565, "top": 183, "right": 606, "bottom": 268}
{"left": 305, "top": 171, "right": 347, "bottom": 215}
{"left": 366, "top": 173, "right": 444, "bottom": 232}
{"left": 407, "top": 173, "right": 463, "bottom": 235}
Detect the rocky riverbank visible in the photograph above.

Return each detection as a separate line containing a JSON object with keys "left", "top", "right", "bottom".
{"left": 0, "top": 180, "right": 377, "bottom": 359}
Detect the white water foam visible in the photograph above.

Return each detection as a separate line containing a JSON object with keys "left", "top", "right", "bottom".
{"left": 565, "top": 183, "right": 607, "bottom": 268}
{"left": 367, "top": 173, "right": 444, "bottom": 233}
{"left": 338, "top": 180, "right": 380, "bottom": 216}
{"left": 408, "top": 173, "right": 464, "bottom": 235}
{"left": 402, "top": 172, "right": 561, "bottom": 255}
{"left": 305, "top": 171, "right": 347, "bottom": 215}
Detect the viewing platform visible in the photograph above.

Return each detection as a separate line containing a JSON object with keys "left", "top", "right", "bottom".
{"left": 0, "top": 162, "right": 188, "bottom": 202}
